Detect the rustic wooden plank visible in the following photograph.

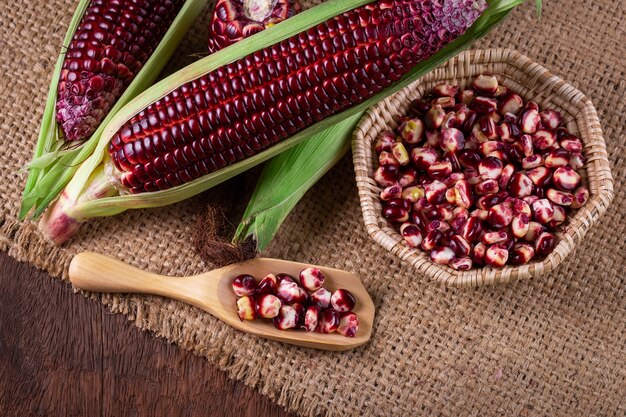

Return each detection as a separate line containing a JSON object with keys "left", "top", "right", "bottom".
{"left": 0, "top": 252, "right": 103, "bottom": 416}
{"left": 0, "top": 252, "right": 295, "bottom": 417}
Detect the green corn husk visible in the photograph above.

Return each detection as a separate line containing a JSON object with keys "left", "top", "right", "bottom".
{"left": 19, "top": 0, "right": 209, "bottom": 220}
{"left": 233, "top": 0, "right": 540, "bottom": 251}
{"left": 38, "top": 0, "right": 534, "bottom": 245}
{"left": 234, "top": 113, "right": 363, "bottom": 251}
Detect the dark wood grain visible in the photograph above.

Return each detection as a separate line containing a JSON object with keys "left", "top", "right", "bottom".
{"left": 0, "top": 251, "right": 296, "bottom": 417}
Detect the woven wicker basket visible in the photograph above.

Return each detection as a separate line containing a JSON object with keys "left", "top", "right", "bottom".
{"left": 352, "top": 49, "right": 614, "bottom": 288}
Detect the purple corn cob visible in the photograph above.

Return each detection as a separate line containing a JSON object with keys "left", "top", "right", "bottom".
{"left": 107, "top": 0, "right": 487, "bottom": 193}
{"left": 56, "top": 0, "right": 185, "bottom": 142}
{"left": 208, "top": 0, "right": 302, "bottom": 53}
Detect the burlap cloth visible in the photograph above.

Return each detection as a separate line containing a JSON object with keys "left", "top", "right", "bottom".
{"left": 1, "top": 1, "right": 624, "bottom": 415}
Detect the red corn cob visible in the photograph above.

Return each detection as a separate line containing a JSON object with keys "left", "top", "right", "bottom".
{"left": 208, "top": 0, "right": 302, "bottom": 53}
{"left": 56, "top": 0, "right": 185, "bottom": 142}
{"left": 106, "top": 0, "right": 486, "bottom": 194}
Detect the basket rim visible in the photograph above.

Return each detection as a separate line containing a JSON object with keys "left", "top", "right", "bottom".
{"left": 352, "top": 48, "right": 614, "bottom": 288}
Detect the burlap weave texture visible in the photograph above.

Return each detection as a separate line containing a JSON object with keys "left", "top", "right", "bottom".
{"left": 0, "top": 1, "right": 624, "bottom": 416}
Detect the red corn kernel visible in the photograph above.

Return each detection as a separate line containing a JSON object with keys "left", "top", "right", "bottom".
{"left": 531, "top": 199, "right": 555, "bottom": 224}
{"left": 552, "top": 166, "right": 581, "bottom": 191}
{"left": 374, "top": 164, "right": 399, "bottom": 186}
{"left": 479, "top": 140, "right": 503, "bottom": 156}
{"left": 524, "top": 221, "right": 545, "bottom": 242}
{"left": 445, "top": 188, "right": 457, "bottom": 204}
{"left": 441, "top": 127, "right": 465, "bottom": 152}
{"left": 331, "top": 289, "right": 356, "bottom": 312}
{"left": 380, "top": 184, "right": 403, "bottom": 201}
{"left": 236, "top": 295, "right": 257, "bottom": 321}
{"left": 499, "top": 164, "right": 515, "bottom": 189}
{"left": 509, "top": 243, "right": 535, "bottom": 265}
{"left": 273, "top": 305, "right": 299, "bottom": 330}
{"left": 481, "top": 230, "right": 508, "bottom": 245}
{"left": 337, "top": 312, "right": 359, "bottom": 338}
{"left": 427, "top": 161, "right": 453, "bottom": 179}
{"left": 424, "top": 180, "right": 448, "bottom": 204}
{"left": 499, "top": 93, "right": 524, "bottom": 115}
{"left": 450, "top": 257, "right": 473, "bottom": 270}
{"left": 374, "top": 131, "right": 396, "bottom": 153}
{"left": 425, "top": 105, "right": 446, "bottom": 129}
{"left": 533, "top": 130, "right": 557, "bottom": 150}
{"left": 534, "top": 232, "right": 556, "bottom": 257}
{"left": 470, "top": 209, "right": 489, "bottom": 221}
{"left": 299, "top": 267, "right": 325, "bottom": 292}
{"left": 310, "top": 287, "right": 331, "bottom": 309}
{"left": 546, "top": 188, "right": 573, "bottom": 206}
{"left": 485, "top": 244, "right": 509, "bottom": 267}
{"left": 317, "top": 309, "right": 340, "bottom": 333}
{"left": 421, "top": 229, "right": 443, "bottom": 251}
{"left": 511, "top": 213, "right": 531, "bottom": 239}
{"left": 560, "top": 136, "right": 583, "bottom": 153}
{"left": 449, "top": 234, "right": 471, "bottom": 257}
{"left": 487, "top": 203, "right": 514, "bottom": 228}
{"left": 398, "top": 166, "right": 418, "bottom": 187}
{"left": 460, "top": 217, "right": 483, "bottom": 242}
{"left": 521, "top": 154, "right": 544, "bottom": 170}
{"left": 426, "top": 129, "right": 442, "bottom": 147}
{"left": 473, "top": 96, "right": 498, "bottom": 114}
{"left": 232, "top": 274, "right": 257, "bottom": 297}
{"left": 453, "top": 179, "right": 473, "bottom": 208}
{"left": 257, "top": 273, "right": 278, "bottom": 295}
{"left": 478, "top": 156, "right": 504, "bottom": 179}
{"left": 549, "top": 205, "right": 567, "bottom": 227}
{"left": 526, "top": 166, "right": 553, "bottom": 188}
{"left": 545, "top": 148, "right": 571, "bottom": 168}
{"left": 401, "top": 185, "right": 425, "bottom": 203}
{"left": 518, "top": 134, "right": 534, "bottom": 157}
{"left": 520, "top": 108, "right": 540, "bottom": 134}
{"left": 472, "top": 242, "right": 487, "bottom": 265}
{"left": 458, "top": 150, "right": 482, "bottom": 169}
{"left": 400, "top": 118, "right": 425, "bottom": 144}
{"left": 475, "top": 179, "right": 499, "bottom": 196}
{"left": 473, "top": 74, "right": 498, "bottom": 96}
{"left": 457, "top": 89, "right": 475, "bottom": 105}
{"left": 508, "top": 173, "right": 533, "bottom": 198}
{"left": 433, "top": 82, "right": 459, "bottom": 97}
{"left": 539, "top": 110, "right": 563, "bottom": 129}
{"left": 432, "top": 96, "right": 456, "bottom": 109}
{"left": 379, "top": 151, "right": 399, "bottom": 167}
{"left": 256, "top": 294, "right": 282, "bottom": 319}
{"left": 570, "top": 186, "right": 589, "bottom": 209}
{"left": 391, "top": 142, "right": 410, "bottom": 166}
{"left": 430, "top": 246, "right": 455, "bottom": 265}
{"left": 382, "top": 205, "right": 409, "bottom": 223}
{"left": 276, "top": 279, "right": 308, "bottom": 305}
{"left": 303, "top": 305, "right": 320, "bottom": 332}
{"left": 411, "top": 147, "right": 439, "bottom": 170}
{"left": 569, "top": 152, "right": 585, "bottom": 170}
{"left": 401, "top": 223, "right": 423, "bottom": 248}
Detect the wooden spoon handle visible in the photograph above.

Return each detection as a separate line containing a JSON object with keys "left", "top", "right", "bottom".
{"left": 69, "top": 252, "right": 171, "bottom": 296}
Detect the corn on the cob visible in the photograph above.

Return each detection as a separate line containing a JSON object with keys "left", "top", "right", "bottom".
{"left": 208, "top": 0, "right": 302, "bottom": 53}
{"left": 107, "top": 0, "right": 486, "bottom": 194}
{"left": 56, "top": 0, "right": 185, "bottom": 142}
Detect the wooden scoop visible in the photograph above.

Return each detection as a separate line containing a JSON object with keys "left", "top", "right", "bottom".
{"left": 69, "top": 252, "right": 374, "bottom": 351}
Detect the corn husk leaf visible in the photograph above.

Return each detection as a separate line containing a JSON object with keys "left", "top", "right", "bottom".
{"left": 41, "top": 0, "right": 528, "bottom": 232}
{"left": 233, "top": 113, "right": 362, "bottom": 251}
{"left": 20, "top": 0, "right": 209, "bottom": 220}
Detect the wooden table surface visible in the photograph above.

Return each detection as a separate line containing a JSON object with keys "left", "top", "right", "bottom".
{"left": 0, "top": 251, "right": 296, "bottom": 417}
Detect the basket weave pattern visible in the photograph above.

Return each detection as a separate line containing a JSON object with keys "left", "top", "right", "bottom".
{"left": 353, "top": 49, "right": 614, "bottom": 287}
